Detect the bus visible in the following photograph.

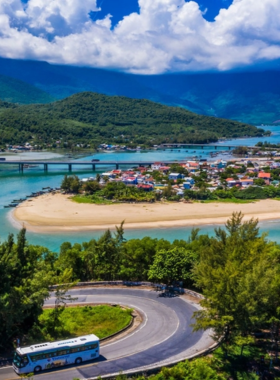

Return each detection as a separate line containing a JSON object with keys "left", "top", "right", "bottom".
{"left": 12, "top": 334, "right": 100, "bottom": 375}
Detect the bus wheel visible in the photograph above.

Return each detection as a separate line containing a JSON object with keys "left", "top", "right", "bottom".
{"left": 34, "top": 366, "right": 42, "bottom": 372}
{"left": 75, "top": 357, "right": 82, "bottom": 365}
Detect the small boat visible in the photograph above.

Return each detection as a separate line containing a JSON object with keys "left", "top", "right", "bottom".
{"left": 42, "top": 187, "right": 50, "bottom": 190}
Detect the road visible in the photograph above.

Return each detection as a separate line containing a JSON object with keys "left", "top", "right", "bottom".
{"left": 1, "top": 288, "right": 214, "bottom": 380}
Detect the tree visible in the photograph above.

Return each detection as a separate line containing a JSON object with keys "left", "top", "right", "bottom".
{"left": 61, "top": 175, "right": 81, "bottom": 193}
{"left": 44, "top": 269, "right": 77, "bottom": 339}
{"left": 0, "top": 229, "right": 54, "bottom": 348}
{"left": 84, "top": 180, "right": 101, "bottom": 194}
{"left": 254, "top": 178, "right": 265, "bottom": 186}
{"left": 192, "top": 212, "right": 280, "bottom": 346}
{"left": 148, "top": 247, "right": 197, "bottom": 287}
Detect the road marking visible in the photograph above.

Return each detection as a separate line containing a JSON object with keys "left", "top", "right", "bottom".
{"left": 5, "top": 292, "right": 183, "bottom": 379}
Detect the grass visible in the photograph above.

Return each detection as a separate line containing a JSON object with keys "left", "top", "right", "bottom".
{"left": 201, "top": 198, "right": 258, "bottom": 204}
{"left": 71, "top": 195, "right": 113, "bottom": 205}
{"left": 28, "top": 305, "right": 132, "bottom": 344}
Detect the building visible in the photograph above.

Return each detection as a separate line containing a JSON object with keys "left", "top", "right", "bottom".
{"left": 168, "top": 173, "right": 184, "bottom": 181}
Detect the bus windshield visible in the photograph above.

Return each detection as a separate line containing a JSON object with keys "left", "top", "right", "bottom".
{"left": 13, "top": 352, "right": 29, "bottom": 368}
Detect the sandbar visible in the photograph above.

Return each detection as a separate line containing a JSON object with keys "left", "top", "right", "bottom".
{"left": 10, "top": 193, "right": 280, "bottom": 233}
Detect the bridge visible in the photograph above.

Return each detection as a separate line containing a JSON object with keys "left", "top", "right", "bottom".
{"left": 0, "top": 160, "right": 188, "bottom": 172}
{"left": 160, "top": 143, "right": 256, "bottom": 149}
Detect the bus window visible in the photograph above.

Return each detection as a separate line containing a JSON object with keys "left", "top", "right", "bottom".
{"left": 57, "top": 350, "right": 67, "bottom": 356}
{"left": 14, "top": 353, "right": 29, "bottom": 368}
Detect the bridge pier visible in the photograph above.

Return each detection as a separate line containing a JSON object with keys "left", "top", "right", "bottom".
{"left": 19, "top": 163, "right": 24, "bottom": 172}
{"left": 92, "top": 164, "right": 96, "bottom": 170}
{"left": 215, "top": 146, "right": 217, "bottom": 150}
{"left": 116, "top": 164, "right": 119, "bottom": 169}
{"left": 44, "top": 163, "right": 48, "bottom": 172}
{"left": 68, "top": 164, "right": 72, "bottom": 172}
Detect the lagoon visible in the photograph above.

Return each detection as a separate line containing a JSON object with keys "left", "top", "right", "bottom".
{"left": 1, "top": 125, "right": 280, "bottom": 250}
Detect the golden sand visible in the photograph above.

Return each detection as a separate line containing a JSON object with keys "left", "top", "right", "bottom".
{"left": 10, "top": 193, "right": 280, "bottom": 233}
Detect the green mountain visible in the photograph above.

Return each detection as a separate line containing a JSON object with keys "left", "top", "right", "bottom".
{"left": 0, "top": 58, "right": 279, "bottom": 125}
{"left": 0, "top": 74, "right": 55, "bottom": 104}
{"left": 0, "top": 92, "right": 265, "bottom": 147}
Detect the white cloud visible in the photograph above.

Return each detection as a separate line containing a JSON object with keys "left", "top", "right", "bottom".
{"left": 0, "top": 0, "right": 279, "bottom": 73}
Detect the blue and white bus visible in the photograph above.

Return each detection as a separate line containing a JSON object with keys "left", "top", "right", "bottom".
{"left": 13, "top": 334, "right": 100, "bottom": 375}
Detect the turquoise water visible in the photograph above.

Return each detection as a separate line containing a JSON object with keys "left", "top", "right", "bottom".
{"left": 1, "top": 126, "right": 280, "bottom": 250}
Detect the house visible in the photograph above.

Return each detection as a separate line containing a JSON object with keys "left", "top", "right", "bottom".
{"left": 240, "top": 178, "right": 254, "bottom": 187}
{"left": 184, "top": 177, "right": 195, "bottom": 185}
{"left": 258, "top": 172, "right": 271, "bottom": 180}
{"left": 112, "top": 170, "right": 122, "bottom": 175}
{"left": 183, "top": 182, "right": 192, "bottom": 189}
{"left": 159, "top": 166, "right": 170, "bottom": 173}
{"left": 168, "top": 173, "right": 184, "bottom": 181}
{"left": 226, "top": 178, "right": 240, "bottom": 188}
{"left": 151, "top": 162, "right": 164, "bottom": 170}
{"left": 137, "top": 184, "right": 153, "bottom": 192}
{"left": 122, "top": 177, "right": 138, "bottom": 185}
{"left": 145, "top": 177, "right": 155, "bottom": 184}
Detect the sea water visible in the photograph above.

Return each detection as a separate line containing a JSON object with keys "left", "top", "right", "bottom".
{"left": 1, "top": 126, "right": 280, "bottom": 251}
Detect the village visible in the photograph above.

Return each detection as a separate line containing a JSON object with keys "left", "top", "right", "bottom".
{"left": 76, "top": 156, "right": 280, "bottom": 202}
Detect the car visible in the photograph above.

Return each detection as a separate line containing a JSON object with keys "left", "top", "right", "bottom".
{"left": 91, "top": 159, "right": 100, "bottom": 162}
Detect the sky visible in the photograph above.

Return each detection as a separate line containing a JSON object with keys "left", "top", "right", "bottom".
{"left": 0, "top": 0, "right": 279, "bottom": 74}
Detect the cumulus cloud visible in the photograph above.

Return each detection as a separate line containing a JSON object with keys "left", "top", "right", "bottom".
{"left": 0, "top": 0, "right": 279, "bottom": 73}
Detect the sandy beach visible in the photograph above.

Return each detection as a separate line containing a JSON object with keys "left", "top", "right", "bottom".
{"left": 10, "top": 193, "right": 280, "bottom": 233}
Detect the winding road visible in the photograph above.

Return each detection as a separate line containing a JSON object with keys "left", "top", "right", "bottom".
{"left": 0, "top": 287, "right": 214, "bottom": 380}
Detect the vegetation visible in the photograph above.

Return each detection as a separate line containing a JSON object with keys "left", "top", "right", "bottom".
{"left": 2, "top": 213, "right": 280, "bottom": 379}
{"left": 29, "top": 305, "right": 132, "bottom": 343}
{"left": 0, "top": 58, "right": 279, "bottom": 125}
{"left": 130, "top": 342, "right": 268, "bottom": 380}
{"left": 0, "top": 74, "right": 55, "bottom": 104}
{"left": 192, "top": 213, "right": 280, "bottom": 346}
{"left": 185, "top": 185, "right": 280, "bottom": 201}
{"left": 0, "top": 229, "right": 69, "bottom": 349}
{"left": 62, "top": 175, "right": 157, "bottom": 203}
{"left": 0, "top": 92, "right": 264, "bottom": 148}
{"left": 136, "top": 358, "right": 227, "bottom": 380}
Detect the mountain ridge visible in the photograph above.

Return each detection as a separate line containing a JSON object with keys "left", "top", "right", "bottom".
{"left": 0, "top": 57, "right": 279, "bottom": 124}
{"left": 0, "top": 91, "right": 263, "bottom": 147}
{"left": 0, "top": 74, "right": 55, "bottom": 104}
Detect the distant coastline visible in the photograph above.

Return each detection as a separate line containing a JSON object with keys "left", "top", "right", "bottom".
{"left": 10, "top": 193, "right": 280, "bottom": 234}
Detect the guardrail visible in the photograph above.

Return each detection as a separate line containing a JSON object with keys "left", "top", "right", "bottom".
{"left": 50, "top": 281, "right": 204, "bottom": 300}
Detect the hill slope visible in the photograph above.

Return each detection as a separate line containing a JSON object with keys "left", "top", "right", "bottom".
{"left": 0, "top": 92, "right": 264, "bottom": 147}
{"left": 0, "top": 74, "right": 55, "bottom": 104}
{"left": 0, "top": 58, "right": 279, "bottom": 124}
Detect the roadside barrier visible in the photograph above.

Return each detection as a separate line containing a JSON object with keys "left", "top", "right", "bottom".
{"left": 50, "top": 281, "right": 204, "bottom": 300}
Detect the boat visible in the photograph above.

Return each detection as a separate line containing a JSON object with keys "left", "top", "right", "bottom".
{"left": 42, "top": 187, "right": 50, "bottom": 190}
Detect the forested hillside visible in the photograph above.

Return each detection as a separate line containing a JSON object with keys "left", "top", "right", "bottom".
{"left": 0, "top": 58, "right": 279, "bottom": 124}
{"left": 0, "top": 92, "right": 264, "bottom": 147}
{"left": 0, "top": 74, "right": 55, "bottom": 104}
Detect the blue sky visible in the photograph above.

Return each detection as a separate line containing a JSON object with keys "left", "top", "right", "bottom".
{"left": 0, "top": 0, "right": 279, "bottom": 74}
{"left": 92, "top": 0, "right": 233, "bottom": 26}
